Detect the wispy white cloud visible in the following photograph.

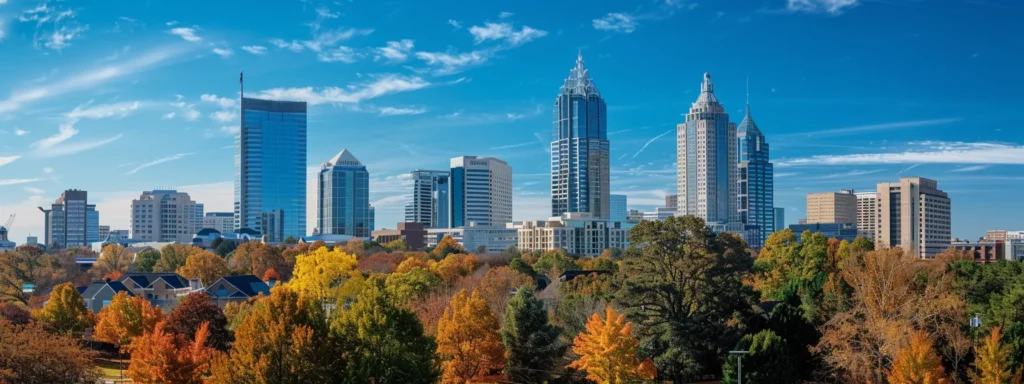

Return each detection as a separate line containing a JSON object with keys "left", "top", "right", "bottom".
{"left": 0, "top": 178, "right": 41, "bottom": 187}
{"left": 210, "top": 110, "right": 235, "bottom": 122}
{"left": 269, "top": 38, "right": 304, "bottom": 52}
{"left": 593, "top": 13, "right": 637, "bottom": 33}
{"left": 200, "top": 94, "right": 237, "bottom": 109}
{"left": 779, "top": 118, "right": 961, "bottom": 139}
{"left": 42, "top": 167, "right": 53, "bottom": 174}
{"left": 166, "top": 21, "right": 178, "bottom": 26}
{"left": 220, "top": 125, "right": 239, "bottom": 135}
{"left": 469, "top": 22, "right": 547, "bottom": 45}
{"left": 168, "top": 27, "right": 201, "bottom": 42}
{"left": 66, "top": 100, "right": 140, "bottom": 120}
{"left": 372, "top": 195, "right": 407, "bottom": 207}
{"left": 786, "top": 0, "right": 859, "bottom": 15}
{"left": 506, "top": 113, "right": 525, "bottom": 121}
{"left": 14, "top": 129, "right": 27, "bottom": 136}
{"left": 375, "top": 39, "right": 414, "bottom": 62}
{"left": 820, "top": 169, "right": 881, "bottom": 179}
{"left": 18, "top": 4, "right": 88, "bottom": 50}
{"left": 951, "top": 165, "right": 991, "bottom": 172}
{"left": 255, "top": 75, "right": 430, "bottom": 105}
{"left": 778, "top": 142, "right": 1024, "bottom": 167}
{"left": 212, "top": 48, "right": 233, "bottom": 58}
{"left": 499, "top": 11, "right": 514, "bottom": 19}
{"left": 31, "top": 122, "right": 77, "bottom": 150}
{"left": 774, "top": 172, "right": 799, "bottom": 178}
{"left": 125, "top": 152, "right": 195, "bottom": 175}
{"left": 269, "top": 28, "right": 373, "bottom": 53}
{"left": 633, "top": 129, "right": 672, "bottom": 158}
{"left": 414, "top": 49, "right": 495, "bottom": 76}
{"left": 315, "top": 7, "right": 339, "bottom": 19}
{"left": 447, "top": 19, "right": 462, "bottom": 28}
{"left": 241, "top": 45, "right": 267, "bottom": 55}
{"left": 318, "top": 46, "right": 360, "bottom": 63}
{"left": 44, "top": 25, "right": 88, "bottom": 50}
{"left": 0, "top": 156, "right": 19, "bottom": 167}
{"left": 23, "top": 186, "right": 45, "bottom": 195}
{"left": 489, "top": 142, "right": 535, "bottom": 150}
{"left": 378, "top": 106, "right": 427, "bottom": 116}
{"left": 34, "top": 134, "right": 122, "bottom": 158}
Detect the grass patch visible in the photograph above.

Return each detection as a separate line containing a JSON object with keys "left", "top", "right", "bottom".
{"left": 94, "top": 356, "right": 126, "bottom": 379}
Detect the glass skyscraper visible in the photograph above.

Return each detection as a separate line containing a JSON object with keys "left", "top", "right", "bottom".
{"left": 551, "top": 52, "right": 610, "bottom": 219}
{"left": 450, "top": 156, "right": 513, "bottom": 227}
{"left": 405, "top": 170, "right": 450, "bottom": 228}
{"left": 737, "top": 95, "right": 774, "bottom": 248}
{"left": 609, "top": 194, "right": 627, "bottom": 222}
{"left": 235, "top": 97, "right": 307, "bottom": 242}
{"left": 677, "top": 73, "right": 740, "bottom": 230}
{"left": 317, "top": 149, "right": 372, "bottom": 237}
{"left": 38, "top": 189, "right": 97, "bottom": 248}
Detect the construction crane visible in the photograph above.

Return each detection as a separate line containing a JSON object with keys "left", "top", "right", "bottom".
{"left": 2, "top": 214, "right": 12, "bottom": 230}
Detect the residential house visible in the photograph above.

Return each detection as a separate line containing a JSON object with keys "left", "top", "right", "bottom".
{"left": 119, "top": 273, "right": 202, "bottom": 311}
{"left": 80, "top": 280, "right": 134, "bottom": 313}
{"left": 204, "top": 275, "right": 271, "bottom": 308}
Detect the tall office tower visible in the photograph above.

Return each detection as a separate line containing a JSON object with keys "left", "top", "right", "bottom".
{"left": 665, "top": 194, "right": 679, "bottom": 210}
{"left": 450, "top": 156, "right": 513, "bottom": 227}
{"left": 736, "top": 91, "right": 774, "bottom": 246}
{"left": 855, "top": 192, "right": 878, "bottom": 239}
{"left": 38, "top": 190, "right": 96, "bottom": 248}
{"left": 806, "top": 190, "right": 858, "bottom": 225}
{"left": 131, "top": 190, "right": 204, "bottom": 243}
{"left": 676, "top": 73, "right": 740, "bottom": 230}
{"left": 204, "top": 212, "right": 236, "bottom": 234}
{"left": 876, "top": 177, "right": 951, "bottom": 258}
{"left": 235, "top": 95, "right": 307, "bottom": 242}
{"left": 773, "top": 207, "right": 785, "bottom": 232}
{"left": 405, "top": 170, "right": 451, "bottom": 228}
{"left": 609, "top": 194, "right": 628, "bottom": 222}
{"left": 551, "top": 52, "right": 610, "bottom": 219}
{"left": 317, "top": 149, "right": 372, "bottom": 237}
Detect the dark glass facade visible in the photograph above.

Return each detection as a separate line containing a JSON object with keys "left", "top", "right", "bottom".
{"left": 317, "top": 150, "right": 371, "bottom": 238}
{"left": 737, "top": 105, "right": 774, "bottom": 248}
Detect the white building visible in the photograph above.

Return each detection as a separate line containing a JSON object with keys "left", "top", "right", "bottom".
{"left": 426, "top": 223, "right": 519, "bottom": 254}
{"left": 131, "top": 190, "right": 204, "bottom": 243}
{"left": 513, "top": 213, "right": 629, "bottom": 257}
{"left": 855, "top": 191, "right": 878, "bottom": 240}
{"left": 204, "top": 212, "right": 235, "bottom": 234}
{"left": 875, "top": 177, "right": 951, "bottom": 258}
{"left": 643, "top": 207, "right": 677, "bottom": 221}
{"left": 449, "top": 156, "right": 513, "bottom": 227}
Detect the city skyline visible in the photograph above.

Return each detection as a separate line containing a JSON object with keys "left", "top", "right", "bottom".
{"left": 1, "top": 0, "right": 1022, "bottom": 243}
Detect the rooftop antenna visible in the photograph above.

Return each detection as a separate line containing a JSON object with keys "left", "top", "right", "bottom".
{"left": 745, "top": 77, "right": 750, "bottom": 116}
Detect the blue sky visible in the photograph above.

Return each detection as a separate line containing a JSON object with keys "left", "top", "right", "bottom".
{"left": 1, "top": 0, "right": 1022, "bottom": 244}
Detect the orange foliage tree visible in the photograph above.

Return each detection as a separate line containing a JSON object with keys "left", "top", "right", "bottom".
{"left": 94, "top": 292, "right": 163, "bottom": 351}
{"left": 177, "top": 250, "right": 230, "bottom": 286}
{"left": 436, "top": 289, "right": 505, "bottom": 383}
{"left": 568, "top": 306, "right": 656, "bottom": 384}
{"left": 888, "top": 331, "right": 950, "bottom": 384}
{"left": 126, "top": 321, "right": 213, "bottom": 384}
{"left": 972, "top": 327, "right": 1024, "bottom": 384}
{"left": 431, "top": 253, "right": 480, "bottom": 285}
{"left": 432, "top": 235, "right": 465, "bottom": 259}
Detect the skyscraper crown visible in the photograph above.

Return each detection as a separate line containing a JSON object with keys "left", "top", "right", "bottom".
{"left": 561, "top": 51, "right": 601, "bottom": 97}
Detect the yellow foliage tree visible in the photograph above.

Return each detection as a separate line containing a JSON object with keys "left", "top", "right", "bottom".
{"left": 972, "top": 327, "right": 1024, "bottom": 384}
{"left": 568, "top": 306, "right": 657, "bottom": 384}
{"left": 430, "top": 253, "right": 480, "bottom": 285}
{"left": 289, "top": 246, "right": 360, "bottom": 302}
{"left": 888, "top": 331, "right": 950, "bottom": 384}
{"left": 396, "top": 257, "right": 431, "bottom": 274}
{"left": 177, "top": 250, "right": 230, "bottom": 286}
{"left": 94, "top": 292, "right": 163, "bottom": 351}
{"left": 33, "top": 282, "right": 94, "bottom": 334}
{"left": 436, "top": 289, "right": 505, "bottom": 383}
{"left": 432, "top": 235, "right": 465, "bottom": 259}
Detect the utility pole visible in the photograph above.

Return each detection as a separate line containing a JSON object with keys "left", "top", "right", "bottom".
{"left": 730, "top": 350, "right": 749, "bottom": 384}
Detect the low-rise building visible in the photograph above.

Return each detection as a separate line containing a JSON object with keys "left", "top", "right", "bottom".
{"left": 626, "top": 209, "right": 643, "bottom": 224}
{"left": 119, "top": 273, "right": 202, "bottom": 310}
{"left": 788, "top": 222, "right": 859, "bottom": 243}
{"left": 513, "top": 213, "right": 628, "bottom": 257}
{"left": 372, "top": 222, "right": 428, "bottom": 250}
{"left": 81, "top": 280, "right": 134, "bottom": 313}
{"left": 643, "top": 207, "right": 677, "bottom": 222}
{"left": 952, "top": 241, "right": 1005, "bottom": 263}
{"left": 426, "top": 223, "right": 519, "bottom": 254}
{"left": 204, "top": 275, "right": 271, "bottom": 308}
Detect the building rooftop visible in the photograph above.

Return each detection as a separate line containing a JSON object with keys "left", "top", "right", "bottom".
{"left": 560, "top": 51, "right": 600, "bottom": 97}
{"left": 325, "top": 148, "right": 363, "bottom": 168}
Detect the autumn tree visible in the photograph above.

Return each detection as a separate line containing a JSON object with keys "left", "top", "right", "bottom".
{"left": 0, "top": 302, "right": 31, "bottom": 325}
{"left": 502, "top": 286, "right": 566, "bottom": 383}
{"left": 432, "top": 235, "right": 465, "bottom": 259}
{"left": 385, "top": 266, "right": 443, "bottom": 303}
{"left": 222, "top": 300, "right": 254, "bottom": 332}
{"left": 888, "top": 331, "right": 950, "bottom": 384}
{"left": 0, "top": 319, "right": 98, "bottom": 384}
{"left": 397, "top": 257, "right": 431, "bottom": 273}
{"left": 721, "top": 330, "right": 796, "bottom": 384}
{"left": 332, "top": 280, "right": 440, "bottom": 383}
{"left": 134, "top": 249, "right": 161, "bottom": 272}
{"left": 358, "top": 251, "right": 406, "bottom": 273}
{"left": 127, "top": 321, "right": 213, "bottom": 384}
{"left": 93, "top": 243, "right": 132, "bottom": 278}
{"left": 229, "top": 242, "right": 286, "bottom": 278}
{"left": 0, "top": 246, "right": 63, "bottom": 304}
{"left": 568, "top": 306, "right": 656, "bottom": 384}
{"left": 177, "top": 250, "right": 230, "bottom": 286}
{"left": 383, "top": 238, "right": 408, "bottom": 252}
{"left": 972, "top": 327, "right": 1023, "bottom": 384}
{"left": 94, "top": 291, "right": 163, "bottom": 351}
{"left": 431, "top": 253, "right": 480, "bottom": 285}
{"left": 33, "top": 282, "right": 93, "bottom": 334}
{"left": 214, "top": 240, "right": 237, "bottom": 258}
{"left": 164, "top": 293, "right": 230, "bottom": 350}
{"left": 153, "top": 244, "right": 200, "bottom": 272}
{"left": 615, "top": 215, "right": 755, "bottom": 382}
{"left": 262, "top": 267, "right": 281, "bottom": 283}
{"left": 207, "top": 286, "right": 341, "bottom": 383}
{"left": 290, "top": 246, "right": 361, "bottom": 302}
{"left": 478, "top": 266, "right": 534, "bottom": 322}
{"left": 509, "top": 257, "right": 536, "bottom": 275}
{"left": 533, "top": 249, "right": 579, "bottom": 276}
{"left": 436, "top": 289, "right": 506, "bottom": 383}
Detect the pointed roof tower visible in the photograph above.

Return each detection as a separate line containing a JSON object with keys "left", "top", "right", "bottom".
{"left": 737, "top": 78, "right": 760, "bottom": 135}
{"left": 324, "top": 148, "right": 363, "bottom": 168}
{"left": 561, "top": 51, "right": 600, "bottom": 97}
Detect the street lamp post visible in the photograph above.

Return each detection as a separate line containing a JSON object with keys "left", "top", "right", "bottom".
{"left": 730, "top": 350, "right": 749, "bottom": 384}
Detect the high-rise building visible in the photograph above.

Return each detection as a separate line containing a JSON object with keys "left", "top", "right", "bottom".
{"left": 98, "top": 225, "right": 110, "bottom": 241}
{"left": 369, "top": 205, "right": 375, "bottom": 232}
{"left": 664, "top": 194, "right": 678, "bottom": 210}
{"left": 38, "top": 190, "right": 97, "bottom": 248}
{"left": 317, "top": 149, "right": 372, "bottom": 238}
{"left": 131, "top": 190, "right": 204, "bottom": 243}
{"left": 676, "top": 73, "right": 740, "bottom": 230}
{"left": 551, "top": 52, "right": 610, "bottom": 219}
{"left": 405, "top": 170, "right": 450, "bottom": 228}
{"left": 773, "top": 207, "right": 785, "bottom": 232}
{"left": 450, "top": 156, "right": 513, "bottom": 227}
{"left": 204, "top": 212, "right": 235, "bottom": 234}
{"left": 806, "top": 190, "right": 858, "bottom": 225}
{"left": 855, "top": 192, "right": 878, "bottom": 239}
{"left": 736, "top": 90, "right": 774, "bottom": 246}
{"left": 876, "top": 177, "right": 951, "bottom": 258}
{"left": 235, "top": 96, "right": 307, "bottom": 242}
{"left": 609, "top": 194, "right": 628, "bottom": 223}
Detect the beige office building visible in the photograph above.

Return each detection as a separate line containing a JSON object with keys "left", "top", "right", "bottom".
{"left": 513, "top": 213, "right": 628, "bottom": 257}
{"left": 875, "top": 177, "right": 951, "bottom": 258}
{"left": 131, "top": 190, "right": 204, "bottom": 243}
{"left": 855, "top": 192, "right": 878, "bottom": 239}
{"left": 806, "top": 190, "right": 858, "bottom": 225}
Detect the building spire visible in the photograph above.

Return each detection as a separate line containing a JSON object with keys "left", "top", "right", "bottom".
{"left": 562, "top": 51, "right": 600, "bottom": 96}
{"left": 745, "top": 77, "right": 750, "bottom": 117}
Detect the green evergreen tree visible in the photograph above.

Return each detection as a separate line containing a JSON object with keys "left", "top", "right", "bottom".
{"left": 501, "top": 286, "right": 566, "bottom": 383}
{"left": 721, "top": 330, "right": 796, "bottom": 384}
